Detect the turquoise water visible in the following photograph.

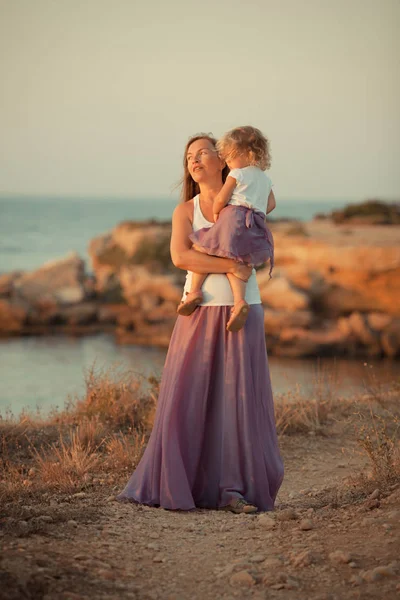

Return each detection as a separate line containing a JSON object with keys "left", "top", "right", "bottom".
{"left": 0, "top": 334, "right": 398, "bottom": 417}
{"left": 0, "top": 196, "right": 349, "bottom": 272}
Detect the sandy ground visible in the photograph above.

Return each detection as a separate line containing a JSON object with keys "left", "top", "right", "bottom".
{"left": 1, "top": 421, "right": 399, "bottom": 600}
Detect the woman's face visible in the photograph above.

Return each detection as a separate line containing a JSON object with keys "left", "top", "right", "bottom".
{"left": 186, "top": 138, "right": 225, "bottom": 184}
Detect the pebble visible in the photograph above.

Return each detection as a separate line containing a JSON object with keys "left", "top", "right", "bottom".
{"left": 149, "top": 532, "right": 160, "bottom": 539}
{"left": 276, "top": 508, "right": 297, "bottom": 522}
{"left": 261, "top": 557, "right": 283, "bottom": 569}
{"left": 364, "top": 498, "right": 380, "bottom": 510}
{"left": 299, "top": 519, "right": 314, "bottom": 531}
{"left": 229, "top": 570, "right": 255, "bottom": 587}
{"left": 369, "top": 488, "right": 380, "bottom": 500}
{"left": 73, "top": 492, "right": 87, "bottom": 498}
{"left": 257, "top": 515, "right": 275, "bottom": 530}
{"left": 67, "top": 520, "right": 78, "bottom": 527}
{"left": 37, "top": 515, "right": 53, "bottom": 523}
{"left": 147, "top": 543, "right": 160, "bottom": 550}
{"left": 362, "top": 564, "right": 397, "bottom": 581}
{"left": 153, "top": 555, "right": 166, "bottom": 563}
{"left": 292, "top": 550, "right": 319, "bottom": 568}
{"left": 328, "top": 550, "right": 353, "bottom": 564}
{"left": 249, "top": 554, "right": 266, "bottom": 563}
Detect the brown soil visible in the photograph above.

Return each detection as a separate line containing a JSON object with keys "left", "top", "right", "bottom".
{"left": 1, "top": 421, "right": 399, "bottom": 600}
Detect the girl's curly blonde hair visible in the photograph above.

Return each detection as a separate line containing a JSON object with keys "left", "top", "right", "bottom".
{"left": 216, "top": 125, "right": 271, "bottom": 171}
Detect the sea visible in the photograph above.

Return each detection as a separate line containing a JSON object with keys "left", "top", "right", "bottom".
{"left": 1, "top": 195, "right": 397, "bottom": 416}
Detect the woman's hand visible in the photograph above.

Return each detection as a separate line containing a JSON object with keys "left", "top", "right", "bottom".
{"left": 213, "top": 213, "right": 219, "bottom": 223}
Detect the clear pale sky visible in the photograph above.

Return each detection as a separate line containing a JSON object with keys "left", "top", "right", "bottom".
{"left": 0, "top": 0, "right": 399, "bottom": 201}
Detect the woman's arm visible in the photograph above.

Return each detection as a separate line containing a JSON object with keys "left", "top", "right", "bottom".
{"left": 213, "top": 176, "right": 237, "bottom": 215}
{"left": 266, "top": 190, "right": 276, "bottom": 215}
{"left": 170, "top": 203, "right": 251, "bottom": 279}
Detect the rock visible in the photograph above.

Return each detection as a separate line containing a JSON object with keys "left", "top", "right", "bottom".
{"left": 119, "top": 265, "right": 181, "bottom": 306}
{"left": 60, "top": 303, "right": 98, "bottom": 326}
{"left": 149, "top": 532, "right": 160, "bottom": 539}
{"left": 347, "top": 311, "right": 378, "bottom": 345}
{"left": 367, "top": 312, "right": 392, "bottom": 332}
{"left": 258, "top": 273, "right": 310, "bottom": 311}
{"left": 276, "top": 508, "right": 298, "bottom": 521}
{"left": 361, "top": 565, "right": 396, "bottom": 582}
{"left": 67, "top": 520, "right": 78, "bottom": 527}
{"left": 73, "top": 491, "right": 87, "bottom": 498}
{"left": 229, "top": 570, "right": 255, "bottom": 587}
{"left": 36, "top": 515, "right": 53, "bottom": 523}
{"left": 152, "top": 555, "right": 165, "bottom": 563}
{"left": 258, "top": 514, "right": 275, "bottom": 530}
{"left": 328, "top": 550, "right": 353, "bottom": 564}
{"left": 349, "top": 575, "right": 363, "bottom": 586}
{"left": 0, "top": 271, "right": 23, "bottom": 296}
{"left": 292, "top": 550, "right": 320, "bottom": 567}
{"left": 364, "top": 498, "right": 380, "bottom": 510}
{"left": 263, "top": 308, "right": 314, "bottom": 335}
{"left": 249, "top": 554, "right": 266, "bottom": 563}
{"left": 14, "top": 253, "right": 86, "bottom": 306}
{"left": 299, "top": 519, "right": 314, "bottom": 531}
{"left": 369, "top": 488, "right": 380, "bottom": 500}
{"left": 381, "top": 319, "right": 400, "bottom": 358}
{"left": 0, "top": 298, "right": 29, "bottom": 333}
{"left": 261, "top": 557, "right": 284, "bottom": 569}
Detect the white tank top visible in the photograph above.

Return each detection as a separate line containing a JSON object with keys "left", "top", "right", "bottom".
{"left": 182, "top": 195, "right": 261, "bottom": 306}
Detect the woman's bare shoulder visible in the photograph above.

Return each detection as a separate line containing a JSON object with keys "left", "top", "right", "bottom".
{"left": 172, "top": 200, "right": 194, "bottom": 223}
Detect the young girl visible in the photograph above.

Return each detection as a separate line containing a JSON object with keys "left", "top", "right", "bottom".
{"left": 177, "top": 125, "right": 276, "bottom": 332}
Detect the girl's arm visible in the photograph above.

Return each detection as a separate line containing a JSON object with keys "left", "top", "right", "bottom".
{"left": 212, "top": 176, "right": 237, "bottom": 216}
{"left": 170, "top": 203, "right": 251, "bottom": 280}
{"left": 266, "top": 190, "right": 276, "bottom": 215}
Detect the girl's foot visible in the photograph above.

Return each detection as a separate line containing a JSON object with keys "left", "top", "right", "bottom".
{"left": 226, "top": 300, "right": 250, "bottom": 332}
{"left": 220, "top": 498, "right": 258, "bottom": 514}
{"left": 177, "top": 291, "right": 203, "bottom": 316}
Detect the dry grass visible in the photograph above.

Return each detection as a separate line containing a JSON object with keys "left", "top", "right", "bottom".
{"left": 1, "top": 362, "right": 399, "bottom": 514}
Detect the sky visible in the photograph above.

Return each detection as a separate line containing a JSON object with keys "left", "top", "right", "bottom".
{"left": 0, "top": 0, "right": 399, "bottom": 201}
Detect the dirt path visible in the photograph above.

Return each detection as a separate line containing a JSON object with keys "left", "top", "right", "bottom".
{"left": 1, "top": 428, "right": 400, "bottom": 600}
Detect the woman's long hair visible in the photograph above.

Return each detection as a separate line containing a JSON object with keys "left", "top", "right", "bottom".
{"left": 180, "top": 133, "right": 230, "bottom": 203}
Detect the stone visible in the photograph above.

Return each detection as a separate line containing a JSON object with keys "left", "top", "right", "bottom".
{"left": 292, "top": 550, "right": 320, "bottom": 567}
{"left": 258, "top": 273, "right": 310, "bottom": 311}
{"left": 299, "top": 519, "right": 314, "bottom": 531}
{"left": 369, "top": 488, "right": 380, "bottom": 500}
{"left": 364, "top": 498, "right": 380, "bottom": 510}
{"left": 261, "top": 557, "right": 284, "bottom": 569}
{"left": 328, "top": 551, "right": 353, "bottom": 564}
{"left": 0, "top": 298, "right": 29, "bottom": 333}
{"left": 229, "top": 570, "right": 256, "bottom": 587}
{"left": 249, "top": 554, "right": 266, "bottom": 563}
{"left": 276, "top": 508, "right": 298, "bottom": 521}
{"left": 14, "top": 252, "right": 86, "bottom": 305}
{"left": 381, "top": 319, "right": 400, "bottom": 358}
{"left": 257, "top": 514, "right": 275, "bottom": 530}
{"left": 67, "top": 520, "right": 78, "bottom": 527}
{"left": 152, "top": 555, "right": 165, "bottom": 563}
{"left": 36, "top": 515, "right": 53, "bottom": 523}
{"left": 367, "top": 312, "right": 392, "bottom": 332}
{"left": 263, "top": 308, "right": 314, "bottom": 335}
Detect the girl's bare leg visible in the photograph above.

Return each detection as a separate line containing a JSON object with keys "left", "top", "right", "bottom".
{"left": 226, "top": 273, "right": 247, "bottom": 304}
{"left": 177, "top": 272, "right": 207, "bottom": 316}
{"left": 226, "top": 270, "right": 250, "bottom": 332}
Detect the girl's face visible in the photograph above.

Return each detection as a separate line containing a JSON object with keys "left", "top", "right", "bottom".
{"left": 186, "top": 138, "right": 225, "bottom": 184}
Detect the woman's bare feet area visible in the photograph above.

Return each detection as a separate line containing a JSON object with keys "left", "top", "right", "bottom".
{"left": 226, "top": 300, "right": 250, "bottom": 332}
{"left": 177, "top": 290, "right": 203, "bottom": 316}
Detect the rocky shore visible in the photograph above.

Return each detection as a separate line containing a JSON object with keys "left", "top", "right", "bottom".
{"left": 1, "top": 213, "right": 400, "bottom": 358}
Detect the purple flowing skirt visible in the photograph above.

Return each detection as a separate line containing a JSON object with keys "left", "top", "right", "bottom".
{"left": 189, "top": 205, "right": 274, "bottom": 276}
{"left": 116, "top": 304, "right": 284, "bottom": 511}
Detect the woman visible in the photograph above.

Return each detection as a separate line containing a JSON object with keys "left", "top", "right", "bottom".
{"left": 116, "top": 134, "right": 284, "bottom": 513}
